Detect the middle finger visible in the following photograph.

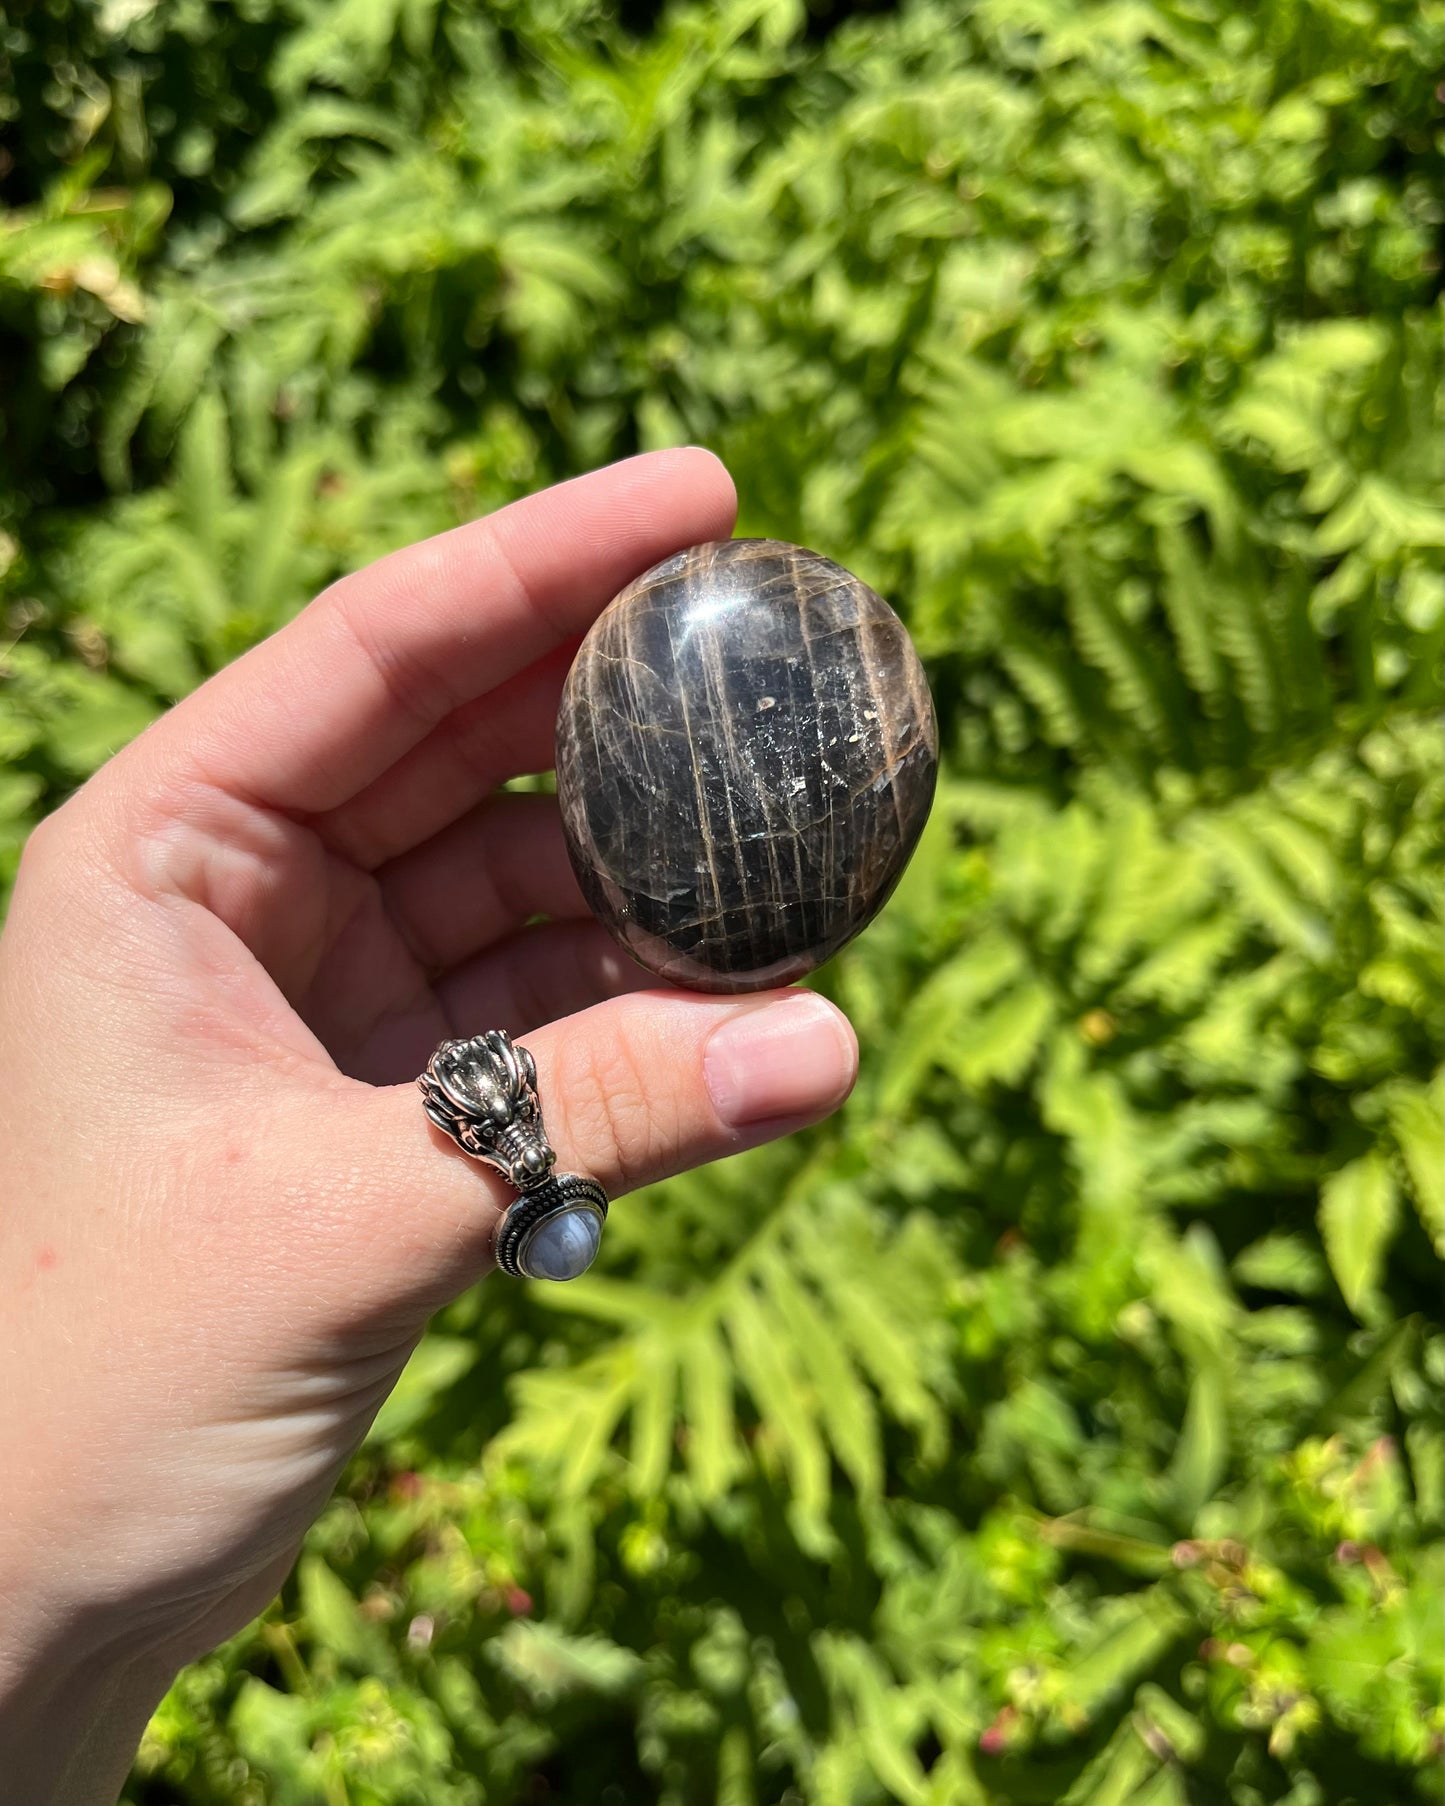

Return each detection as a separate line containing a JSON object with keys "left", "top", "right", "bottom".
{"left": 377, "top": 791, "right": 587, "bottom": 974}
{"left": 315, "top": 643, "right": 574, "bottom": 871}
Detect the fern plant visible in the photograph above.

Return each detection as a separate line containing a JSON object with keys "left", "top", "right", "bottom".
{"left": 1, "top": 0, "right": 1440, "bottom": 1801}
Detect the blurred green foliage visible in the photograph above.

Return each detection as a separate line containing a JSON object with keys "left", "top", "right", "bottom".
{"left": 2, "top": 0, "right": 1442, "bottom": 1800}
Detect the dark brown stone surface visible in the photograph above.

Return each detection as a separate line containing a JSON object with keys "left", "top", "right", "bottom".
{"left": 555, "top": 538, "right": 938, "bottom": 993}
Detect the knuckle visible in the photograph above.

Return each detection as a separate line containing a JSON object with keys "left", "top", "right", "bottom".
{"left": 553, "top": 1026, "right": 669, "bottom": 1195}
{"left": 15, "top": 794, "right": 86, "bottom": 887}
{"left": 16, "top": 807, "right": 59, "bottom": 874}
{"left": 329, "top": 578, "right": 454, "bottom": 734}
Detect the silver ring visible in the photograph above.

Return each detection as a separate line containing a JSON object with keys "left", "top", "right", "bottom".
{"left": 418, "top": 1030, "right": 608, "bottom": 1281}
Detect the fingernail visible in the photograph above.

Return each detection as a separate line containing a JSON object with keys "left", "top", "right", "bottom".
{"left": 704, "top": 992, "right": 857, "bottom": 1129}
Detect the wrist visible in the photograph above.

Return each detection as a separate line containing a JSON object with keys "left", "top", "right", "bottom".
{"left": 0, "top": 1603, "right": 172, "bottom": 1806}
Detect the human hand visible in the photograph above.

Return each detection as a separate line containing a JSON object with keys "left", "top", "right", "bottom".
{"left": 0, "top": 452, "right": 858, "bottom": 1801}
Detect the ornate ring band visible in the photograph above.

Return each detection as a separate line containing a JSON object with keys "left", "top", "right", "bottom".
{"left": 418, "top": 1030, "right": 608, "bottom": 1282}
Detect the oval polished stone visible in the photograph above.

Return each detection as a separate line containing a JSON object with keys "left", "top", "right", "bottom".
{"left": 556, "top": 538, "right": 937, "bottom": 993}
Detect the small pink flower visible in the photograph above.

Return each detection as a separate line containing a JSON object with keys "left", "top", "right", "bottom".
{"left": 979, "top": 1707, "right": 1018, "bottom": 1755}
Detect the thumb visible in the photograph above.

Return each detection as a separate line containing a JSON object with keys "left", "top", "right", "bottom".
{"left": 274, "top": 987, "right": 857, "bottom": 1334}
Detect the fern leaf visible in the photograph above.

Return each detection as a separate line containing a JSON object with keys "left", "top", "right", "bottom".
{"left": 681, "top": 1322, "right": 744, "bottom": 1503}
{"left": 757, "top": 1246, "right": 883, "bottom": 1498}
{"left": 177, "top": 384, "right": 232, "bottom": 543}
{"left": 1119, "top": 912, "right": 1242, "bottom": 1010}
{"left": 1210, "top": 566, "right": 1287, "bottom": 740}
{"left": 1190, "top": 813, "right": 1332, "bottom": 960}
{"left": 999, "top": 629, "right": 1087, "bottom": 746}
{"left": 799, "top": 1218, "right": 949, "bottom": 1454}
{"left": 1163, "top": 1366, "right": 1229, "bottom": 1528}
{"left": 944, "top": 977, "right": 1054, "bottom": 1091}
{"left": 723, "top": 1279, "right": 832, "bottom": 1540}
{"left": 1062, "top": 544, "right": 1188, "bottom": 762}
{"left": 1389, "top": 1075, "right": 1445, "bottom": 1256}
{"left": 1319, "top": 1151, "right": 1400, "bottom": 1324}
{"left": 1065, "top": 1587, "right": 1191, "bottom": 1720}
{"left": 628, "top": 1343, "right": 678, "bottom": 1501}
{"left": 879, "top": 929, "right": 1025, "bottom": 1114}
{"left": 1155, "top": 521, "right": 1228, "bottom": 709}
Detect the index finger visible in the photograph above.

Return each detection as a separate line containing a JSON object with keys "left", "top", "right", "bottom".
{"left": 142, "top": 449, "right": 737, "bottom": 815}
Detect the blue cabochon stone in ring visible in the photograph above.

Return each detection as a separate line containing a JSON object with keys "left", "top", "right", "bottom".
{"left": 520, "top": 1207, "right": 604, "bottom": 1281}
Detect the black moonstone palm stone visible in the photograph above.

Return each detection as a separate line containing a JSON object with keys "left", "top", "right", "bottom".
{"left": 555, "top": 539, "right": 938, "bottom": 994}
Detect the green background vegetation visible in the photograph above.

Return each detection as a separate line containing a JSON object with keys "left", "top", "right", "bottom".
{"left": 2, "top": 0, "right": 1442, "bottom": 1800}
